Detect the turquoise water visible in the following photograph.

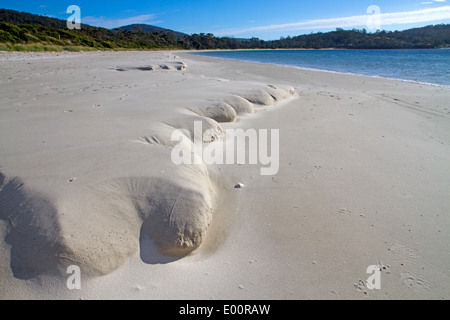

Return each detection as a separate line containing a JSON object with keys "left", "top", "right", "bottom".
{"left": 194, "top": 49, "right": 450, "bottom": 87}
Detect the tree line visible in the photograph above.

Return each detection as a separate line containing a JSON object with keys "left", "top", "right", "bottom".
{"left": 1, "top": 8, "right": 449, "bottom": 51}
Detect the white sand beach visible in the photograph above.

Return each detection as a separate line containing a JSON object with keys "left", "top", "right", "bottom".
{"left": 0, "top": 50, "right": 449, "bottom": 300}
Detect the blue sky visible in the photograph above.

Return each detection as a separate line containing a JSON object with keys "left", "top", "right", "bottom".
{"left": 2, "top": 0, "right": 450, "bottom": 39}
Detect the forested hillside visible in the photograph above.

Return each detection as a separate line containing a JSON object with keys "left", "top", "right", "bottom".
{"left": 1, "top": 8, "right": 449, "bottom": 51}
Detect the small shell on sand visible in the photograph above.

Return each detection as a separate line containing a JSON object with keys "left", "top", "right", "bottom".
{"left": 234, "top": 183, "right": 245, "bottom": 189}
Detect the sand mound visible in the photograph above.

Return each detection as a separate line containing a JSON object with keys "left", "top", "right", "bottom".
{"left": 0, "top": 78, "right": 297, "bottom": 279}
{"left": 0, "top": 175, "right": 70, "bottom": 279}
{"left": 236, "top": 85, "right": 297, "bottom": 106}
{"left": 240, "top": 89, "right": 275, "bottom": 106}
{"left": 160, "top": 64, "right": 172, "bottom": 70}
{"left": 137, "top": 123, "right": 194, "bottom": 149}
{"left": 223, "top": 95, "right": 255, "bottom": 114}
{"left": 190, "top": 102, "right": 237, "bottom": 123}
{"left": 137, "top": 66, "right": 155, "bottom": 71}
{"left": 166, "top": 113, "right": 225, "bottom": 143}
{"left": 160, "top": 62, "right": 187, "bottom": 71}
{"left": 92, "top": 165, "right": 214, "bottom": 259}
{"left": 136, "top": 175, "right": 214, "bottom": 256}
{"left": 277, "top": 84, "right": 297, "bottom": 96}
{"left": 265, "top": 84, "right": 296, "bottom": 101}
{"left": 174, "top": 62, "right": 187, "bottom": 71}
{"left": 0, "top": 173, "right": 140, "bottom": 277}
{"left": 0, "top": 164, "right": 214, "bottom": 277}
{"left": 114, "top": 61, "right": 186, "bottom": 72}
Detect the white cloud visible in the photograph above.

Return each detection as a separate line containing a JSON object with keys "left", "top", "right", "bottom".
{"left": 82, "top": 14, "right": 160, "bottom": 29}
{"left": 382, "top": 6, "right": 450, "bottom": 24}
{"left": 217, "top": 6, "right": 450, "bottom": 36}
{"left": 420, "top": 0, "right": 446, "bottom": 4}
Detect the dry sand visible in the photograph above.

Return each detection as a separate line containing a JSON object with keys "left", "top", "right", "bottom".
{"left": 0, "top": 50, "right": 449, "bottom": 300}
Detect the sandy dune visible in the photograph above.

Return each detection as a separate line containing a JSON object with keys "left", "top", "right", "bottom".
{"left": 0, "top": 51, "right": 449, "bottom": 299}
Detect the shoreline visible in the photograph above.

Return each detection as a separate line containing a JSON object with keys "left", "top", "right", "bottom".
{"left": 1, "top": 50, "right": 449, "bottom": 299}
{"left": 1, "top": 48, "right": 448, "bottom": 88}
{"left": 192, "top": 52, "right": 450, "bottom": 89}
{"left": 191, "top": 49, "right": 450, "bottom": 88}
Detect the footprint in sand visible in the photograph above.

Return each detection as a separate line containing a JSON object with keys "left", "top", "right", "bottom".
{"left": 400, "top": 272, "right": 432, "bottom": 291}
{"left": 389, "top": 244, "right": 433, "bottom": 292}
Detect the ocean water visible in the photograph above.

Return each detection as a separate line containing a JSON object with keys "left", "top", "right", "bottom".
{"left": 194, "top": 49, "right": 450, "bottom": 87}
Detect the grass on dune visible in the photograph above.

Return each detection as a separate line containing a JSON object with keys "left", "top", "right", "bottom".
{"left": 0, "top": 42, "right": 105, "bottom": 52}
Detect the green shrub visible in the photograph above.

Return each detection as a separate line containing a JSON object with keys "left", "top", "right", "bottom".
{"left": 0, "top": 43, "right": 12, "bottom": 51}
{"left": 101, "top": 41, "right": 114, "bottom": 49}
{"left": 0, "top": 30, "right": 19, "bottom": 43}
{"left": 0, "top": 22, "right": 28, "bottom": 42}
{"left": 9, "top": 43, "right": 61, "bottom": 52}
{"left": 62, "top": 46, "right": 80, "bottom": 52}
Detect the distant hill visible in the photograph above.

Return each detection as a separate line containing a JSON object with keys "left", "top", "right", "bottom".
{"left": 264, "top": 24, "right": 450, "bottom": 49}
{"left": 1, "top": 8, "right": 449, "bottom": 51}
{"left": 0, "top": 8, "right": 189, "bottom": 51}
{"left": 116, "top": 24, "right": 187, "bottom": 39}
{"left": 0, "top": 8, "right": 92, "bottom": 29}
{"left": 0, "top": 9, "right": 188, "bottom": 38}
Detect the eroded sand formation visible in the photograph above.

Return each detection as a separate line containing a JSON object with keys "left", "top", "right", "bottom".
{"left": 0, "top": 68, "right": 297, "bottom": 278}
